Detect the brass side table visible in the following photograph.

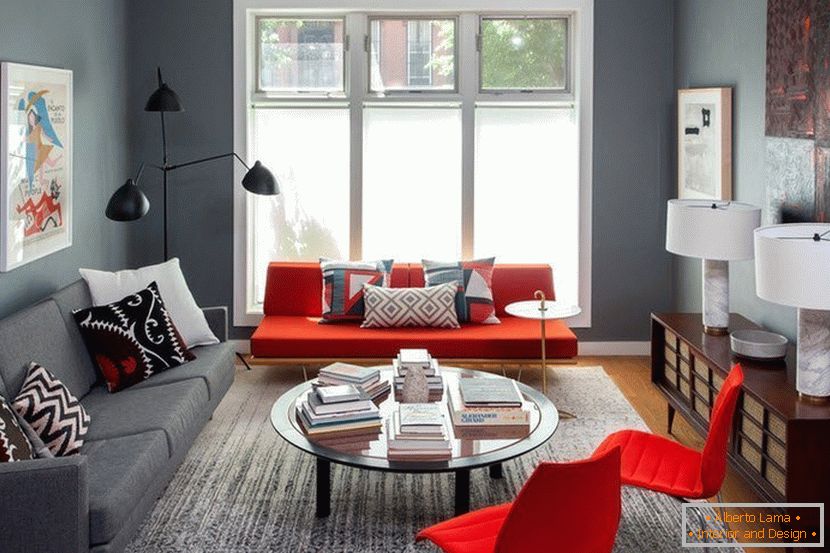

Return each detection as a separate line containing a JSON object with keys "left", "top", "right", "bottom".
{"left": 505, "top": 291, "right": 581, "bottom": 398}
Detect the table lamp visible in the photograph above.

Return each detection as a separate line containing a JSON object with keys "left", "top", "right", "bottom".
{"left": 754, "top": 223, "right": 830, "bottom": 400}
{"left": 666, "top": 200, "right": 761, "bottom": 335}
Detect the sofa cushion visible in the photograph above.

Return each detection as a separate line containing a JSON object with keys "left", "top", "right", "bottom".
{"left": 129, "top": 342, "right": 234, "bottom": 401}
{"left": 82, "top": 430, "right": 168, "bottom": 545}
{"left": 49, "top": 280, "right": 101, "bottom": 390}
{"left": 410, "top": 264, "right": 556, "bottom": 317}
{"left": 13, "top": 363, "right": 90, "bottom": 457}
{"left": 73, "top": 282, "right": 194, "bottom": 393}
{"left": 80, "top": 379, "right": 208, "bottom": 456}
{"left": 0, "top": 299, "right": 93, "bottom": 399}
{"left": 251, "top": 315, "right": 577, "bottom": 359}
{"left": 263, "top": 262, "right": 410, "bottom": 316}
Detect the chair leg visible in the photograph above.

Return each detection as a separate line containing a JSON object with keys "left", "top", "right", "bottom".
{"left": 716, "top": 492, "right": 727, "bottom": 530}
{"left": 235, "top": 352, "right": 253, "bottom": 371}
{"left": 302, "top": 365, "right": 309, "bottom": 382}
{"left": 667, "top": 403, "right": 676, "bottom": 435}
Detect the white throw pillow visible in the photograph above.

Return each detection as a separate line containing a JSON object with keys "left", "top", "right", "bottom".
{"left": 79, "top": 258, "right": 219, "bottom": 348}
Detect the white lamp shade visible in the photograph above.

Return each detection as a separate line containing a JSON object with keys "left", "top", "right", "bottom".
{"left": 754, "top": 223, "right": 830, "bottom": 310}
{"left": 666, "top": 200, "right": 761, "bottom": 260}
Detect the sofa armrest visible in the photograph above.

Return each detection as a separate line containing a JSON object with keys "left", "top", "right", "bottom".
{"left": 202, "top": 306, "right": 228, "bottom": 342}
{"left": 0, "top": 456, "right": 89, "bottom": 553}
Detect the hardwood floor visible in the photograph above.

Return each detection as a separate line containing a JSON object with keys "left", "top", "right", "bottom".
{"left": 238, "top": 355, "right": 781, "bottom": 552}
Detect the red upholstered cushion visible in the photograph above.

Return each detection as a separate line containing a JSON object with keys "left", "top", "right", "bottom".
{"left": 262, "top": 262, "right": 410, "bottom": 316}
{"left": 595, "top": 429, "right": 704, "bottom": 498}
{"left": 593, "top": 365, "right": 744, "bottom": 500}
{"left": 409, "top": 264, "right": 555, "bottom": 316}
{"left": 416, "top": 448, "right": 621, "bottom": 553}
{"left": 250, "top": 315, "right": 577, "bottom": 359}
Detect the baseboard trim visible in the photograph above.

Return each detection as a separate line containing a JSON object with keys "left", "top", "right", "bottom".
{"left": 578, "top": 341, "right": 650, "bottom": 356}
{"left": 231, "top": 339, "right": 650, "bottom": 358}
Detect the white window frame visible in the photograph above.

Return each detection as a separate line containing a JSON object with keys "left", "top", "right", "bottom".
{"left": 233, "top": 0, "right": 593, "bottom": 329}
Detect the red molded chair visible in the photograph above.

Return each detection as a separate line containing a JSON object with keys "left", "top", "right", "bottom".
{"left": 415, "top": 447, "right": 622, "bottom": 553}
{"left": 593, "top": 364, "right": 744, "bottom": 500}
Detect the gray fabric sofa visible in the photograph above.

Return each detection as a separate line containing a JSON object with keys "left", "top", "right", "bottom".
{"left": 0, "top": 280, "right": 235, "bottom": 553}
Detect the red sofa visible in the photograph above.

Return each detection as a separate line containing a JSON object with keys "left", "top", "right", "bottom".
{"left": 250, "top": 262, "right": 578, "bottom": 363}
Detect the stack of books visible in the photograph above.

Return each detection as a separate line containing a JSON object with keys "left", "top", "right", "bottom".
{"left": 296, "top": 384, "right": 383, "bottom": 443}
{"left": 448, "top": 378, "right": 530, "bottom": 429}
{"left": 317, "top": 362, "right": 391, "bottom": 400}
{"left": 393, "top": 349, "right": 444, "bottom": 400}
{"left": 387, "top": 403, "right": 452, "bottom": 461}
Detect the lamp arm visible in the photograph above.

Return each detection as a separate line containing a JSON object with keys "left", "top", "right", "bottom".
{"left": 164, "top": 152, "right": 250, "bottom": 172}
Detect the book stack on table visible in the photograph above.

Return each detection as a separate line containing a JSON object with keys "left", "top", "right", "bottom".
{"left": 296, "top": 384, "right": 383, "bottom": 447}
{"left": 448, "top": 378, "right": 530, "bottom": 431}
{"left": 387, "top": 403, "right": 452, "bottom": 461}
{"left": 393, "top": 349, "right": 444, "bottom": 400}
{"left": 317, "top": 362, "right": 391, "bottom": 400}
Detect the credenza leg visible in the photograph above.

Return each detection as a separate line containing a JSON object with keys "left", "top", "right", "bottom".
{"left": 454, "top": 469, "right": 471, "bottom": 515}
{"left": 668, "top": 403, "right": 676, "bottom": 435}
{"left": 316, "top": 458, "right": 331, "bottom": 518}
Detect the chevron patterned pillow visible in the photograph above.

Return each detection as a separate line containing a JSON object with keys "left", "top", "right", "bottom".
{"left": 361, "top": 282, "right": 460, "bottom": 329}
{"left": 12, "top": 363, "right": 90, "bottom": 457}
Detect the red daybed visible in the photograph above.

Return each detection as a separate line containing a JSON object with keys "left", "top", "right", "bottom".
{"left": 249, "top": 262, "right": 578, "bottom": 364}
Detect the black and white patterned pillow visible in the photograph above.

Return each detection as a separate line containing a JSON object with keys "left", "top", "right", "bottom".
{"left": 0, "top": 395, "right": 34, "bottom": 462}
{"left": 361, "top": 282, "right": 460, "bottom": 328}
{"left": 73, "top": 281, "right": 195, "bottom": 392}
{"left": 12, "top": 363, "right": 90, "bottom": 457}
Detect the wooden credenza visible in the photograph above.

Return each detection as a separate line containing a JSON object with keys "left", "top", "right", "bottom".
{"left": 651, "top": 313, "right": 830, "bottom": 535}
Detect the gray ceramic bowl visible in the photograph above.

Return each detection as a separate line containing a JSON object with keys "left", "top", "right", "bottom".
{"left": 730, "top": 329, "right": 788, "bottom": 360}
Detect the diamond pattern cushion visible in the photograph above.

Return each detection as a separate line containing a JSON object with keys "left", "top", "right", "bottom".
{"left": 361, "top": 283, "right": 460, "bottom": 328}
{"left": 12, "top": 363, "right": 90, "bottom": 456}
{"left": 0, "top": 395, "right": 34, "bottom": 462}
{"left": 320, "top": 258, "right": 393, "bottom": 322}
{"left": 73, "top": 282, "right": 195, "bottom": 393}
{"left": 422, "top": 258, "right": 500, "bottom": 324}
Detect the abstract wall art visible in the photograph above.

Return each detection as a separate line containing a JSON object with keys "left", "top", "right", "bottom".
{"left": 765, "top": 0, "right": 830, "bottom": 224}
{"left": 677, "top": 87, "right": 732, "bottom": 200}
{"left": 0, "top": 62, "right": 72, "bottom": 271}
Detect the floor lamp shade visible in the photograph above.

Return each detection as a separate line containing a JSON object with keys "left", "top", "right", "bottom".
{"left": 665, "top": 200, "right": 761, "bottom": 334}
{"left": 105, "top": 179, "right": 150, "bottom": 221}
{"left": 755, "top": 224, "right": 830, "bottom": 399}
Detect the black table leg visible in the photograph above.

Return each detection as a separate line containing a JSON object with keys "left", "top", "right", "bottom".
{"left": 316, "top": 458, "right": 331, "bottom": 517}
{"left": 454, "top": 468, "right": 471, "bottom": 515}
{"left": 489, "top": 463, "right": 503, "bottom": 479}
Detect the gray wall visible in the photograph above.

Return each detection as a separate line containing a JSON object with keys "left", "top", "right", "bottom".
{"left": 125, "top": 0, "right": 676, "bottom": 341}
{"left": 0, "top": 0, "right": 132, "bottom": 319}
{"left": 674, "top": 0, "right": 796, "bottom": 339}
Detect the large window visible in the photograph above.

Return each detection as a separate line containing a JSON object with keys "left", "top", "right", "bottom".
{"left": 237, "top": 5, "right": 592, "bottom": 327}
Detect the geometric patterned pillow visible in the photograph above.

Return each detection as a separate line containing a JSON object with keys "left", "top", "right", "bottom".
{"left": 422, "top": 258, "right": 500, "bottom": 324}
{"left": 12, "top": 363, "right": 90, "bottom": 457}
{"left": 0, "top": 395, "right": 34, "bottom": 462}
{"left": 360, "top": 282, "right": 460, "bottom": 328}
{"left": 320, "top": 258, "right": 393, "bottom": 322}
{"left": 73, "top": 281, "right": 195, "bottom": 393}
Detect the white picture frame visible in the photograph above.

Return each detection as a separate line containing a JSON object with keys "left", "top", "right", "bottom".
{"left": 1, "top": 62, "right": 73, "bottom": 272}
{"left": 677, "top": 87, "right": 732, "bottom": 201}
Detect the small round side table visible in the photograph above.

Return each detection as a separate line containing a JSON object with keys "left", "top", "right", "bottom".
{"left": 505, "top": 291, "right": 581, "bottom": 397}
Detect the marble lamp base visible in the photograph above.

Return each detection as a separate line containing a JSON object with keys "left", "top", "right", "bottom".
{"left": 797, "top": 308, "right": 830, "bottom": 401}
{"left": 702, "top": 259, "right": 729, "bottom": 335}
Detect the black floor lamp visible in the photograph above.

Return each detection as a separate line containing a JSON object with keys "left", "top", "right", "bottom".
{"left": 106, "top": 68, "right": 279, "bottom": 260}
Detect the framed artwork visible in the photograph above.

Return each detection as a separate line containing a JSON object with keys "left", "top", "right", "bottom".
{"left": 1, "top": 62, "right": 73, "bottom": 272}
{"left": 764, "top": 0, "right": 830, "bottom": 224}
{"left": 677, "top": 87, "right": 732, "bottom": 201}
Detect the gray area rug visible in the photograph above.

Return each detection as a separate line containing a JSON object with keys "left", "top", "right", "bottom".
{"left": 126, "top": 366, "right": 741, "bottom": 552}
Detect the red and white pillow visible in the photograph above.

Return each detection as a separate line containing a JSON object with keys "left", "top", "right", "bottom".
{"left": 12, "top": 363, "right": 90, "bottom": 457}
{"left": 422, "top": 258, "right": 500, "bottom": 324}
{"left": 320, "top": 258, "right": 393, "bottom": 322}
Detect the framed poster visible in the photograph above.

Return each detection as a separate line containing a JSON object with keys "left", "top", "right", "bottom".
{"left": 677, "top": 87, "right": 732, "bottom": 201}
{"left": 1, "top": 62, "right": 73, "bottom": 272}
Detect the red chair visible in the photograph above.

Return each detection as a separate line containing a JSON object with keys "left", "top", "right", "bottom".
{"left": 415, "top": 447, "right": 622, "bottom": 553}
{"left": 594, "top": 364, "right": 744, "bottom": 501}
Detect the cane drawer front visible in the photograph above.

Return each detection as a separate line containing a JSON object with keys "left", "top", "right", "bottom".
{"left": 738, "top": 435, "right": 763, "bottom": 472}
{"left": 737, "top": 393, "right": 788, "bottom": 498}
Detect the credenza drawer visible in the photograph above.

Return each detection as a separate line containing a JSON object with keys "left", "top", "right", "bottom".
{"left": 766, "top": 463, "right": 786, "bottom": 495}
{"left": 738, "top": 436, "right": 763, "bottom": 472}
{"left": 742, "top": 394, "right": 765, "bottom": 423}
{"left": 665, "top": 346, "right": 677, "bottom": 368}
{"left": 768, "top": 414, "right": 786, "bottom": 442}
{"left": 767, "top": 438, "right": 787, "bottom": 469}
{"left": 740, "top": 415, "right": 764, "bottom": 446}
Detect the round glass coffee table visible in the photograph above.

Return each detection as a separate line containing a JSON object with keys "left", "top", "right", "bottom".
{"left": 271, "top": 366, "right": 559, "bottom": 517}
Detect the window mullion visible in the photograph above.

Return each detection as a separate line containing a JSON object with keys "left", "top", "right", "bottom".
{"left": 347, "top": 13, "right": 367, "bottom": 260}
{"left": 459, "top": 13, "right": 478, "bottom": 258}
